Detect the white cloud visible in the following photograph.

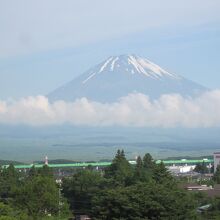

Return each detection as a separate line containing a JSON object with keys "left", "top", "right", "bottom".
{"left": 0, "top": 0, "right": 220, "bottom": 58}
{"left": 0, "top": 90, "right": 220, "bottom": 127}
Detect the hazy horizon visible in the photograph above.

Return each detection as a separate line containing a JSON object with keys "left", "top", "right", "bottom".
{"left": 0, "top": 1, "right": 220, "bottom": 161}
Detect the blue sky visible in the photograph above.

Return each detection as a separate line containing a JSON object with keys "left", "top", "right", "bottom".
{"left": 0, "top": 0, "right": 220, "bottom": 99}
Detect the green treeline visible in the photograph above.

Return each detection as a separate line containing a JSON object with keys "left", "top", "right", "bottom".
{"left": 64, "top": 151, "right": 193, "bottom": 219}
{"left": 62, "top": 150, "right": 220, "bottom": 219}
{"left": 0, "top": 164, "right": 70, "bottom": 220}
{"left": 1, "top": 150, "right": 220, "bottom": 219}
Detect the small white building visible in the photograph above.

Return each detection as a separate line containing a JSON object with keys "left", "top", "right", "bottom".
{"left": 168, "top": 165, "right": 195, "bottom": 174}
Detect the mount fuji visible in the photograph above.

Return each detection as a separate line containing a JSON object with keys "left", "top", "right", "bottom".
{"left": 48, "top": 54, "right": 207, "bottom": 102}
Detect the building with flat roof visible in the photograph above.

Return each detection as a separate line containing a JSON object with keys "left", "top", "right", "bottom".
{"left": 214, "top": 152, "right": 220, "bottom": 172}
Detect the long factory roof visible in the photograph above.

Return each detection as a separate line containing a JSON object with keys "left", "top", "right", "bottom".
{"left": 1, "top": 158, "right": 214, "bottom": 169}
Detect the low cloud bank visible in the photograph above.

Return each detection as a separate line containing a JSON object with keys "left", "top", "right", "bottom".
{"left": 0, "top": 90, "right": 220, "bottom": 127}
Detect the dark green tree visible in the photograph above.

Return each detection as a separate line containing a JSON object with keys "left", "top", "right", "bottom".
{"left": 134, "top": 156, "right": 151, "bottom": 183}
{"left": 134, "top": 156, "right": 143, "bottom": 179}
{"left": 28, "top": 166, "right": 38, "bottom": 178}
{"left": 62, "top": 169, "right": 102, "bottom": 214}
{"left": 91, "top": 182, "right": 197, "bottom": 220}
{"left": 194, "top": 162, "right": 208, "bottom": 174}
{"left": 15, "top": 175, "right": 60, "bottom": 218}
{"left": 0, "top": 203, "right": 14, "bottom": 217}
{"left": 152, "top": 162, "right": 173, "bottom": 185}
{"left": 0, "top": 165, "right": 21, "bottom": 199}
{"left": 210, "top": 164, "right": 214, "bottom": 174}
{"left": 38, "top": 165, "right": 53, "bottom": 177}
{"left": 143, "top": 153, "right": 155, "bottom": 170}
{"left": 104, "top": 150, "right": 133, "bottom": 186}
{"left": 0, "top": 202, "right": 29, "bottom": 220}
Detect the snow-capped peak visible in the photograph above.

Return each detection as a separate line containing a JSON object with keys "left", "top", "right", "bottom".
{"left": 127, "top": 55, "right": 179, "bottom": 79}
{"left": 82, "top": 54, "right": 181, "bottom": 84}
{"left": 48, "top": 54, "right": 207, "bottom": 103}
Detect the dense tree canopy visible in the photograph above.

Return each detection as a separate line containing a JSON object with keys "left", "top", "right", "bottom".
{"left": 62, "top": 169, "right": 102, "bottom": 213}
{"left": 92, "top": 183, "right": 197, "bottom": 220}
{"left": 62, "top": 150, "right": 206, "bottom": 219}
{"left": 90, "top": 151, "right": 198, "bottom": 219}
{"left": 0, "top": 164, "right": 70, "bottom": 220}
{"left": 1, "top": 151, "right": 220, "bottom": 219}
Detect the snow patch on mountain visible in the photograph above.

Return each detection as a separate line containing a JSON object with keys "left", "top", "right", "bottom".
{"left": 48, "top": 54, "right": 208, "bottom": 103}
{"left": 83, "top": 54, "right": 181, "bottom": 84}
{"left": 82, "top": 72, "right": 96, "bottom": 84}
{"left": 99, "top": 57, "right": 114, "bottom": 73}
{"left": 111, "top": 57, "right": 119, "bottom": 71}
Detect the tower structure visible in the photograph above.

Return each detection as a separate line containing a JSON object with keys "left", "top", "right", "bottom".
{"left": 45, "top": 156, "right": 49, "bottom": 165}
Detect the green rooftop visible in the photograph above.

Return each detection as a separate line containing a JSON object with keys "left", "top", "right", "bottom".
{"left": 1, "top": 159, "right": 214, "bottom": 169}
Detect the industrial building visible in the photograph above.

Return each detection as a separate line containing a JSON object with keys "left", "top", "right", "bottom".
{"left": 214, "top": 152, "right": 220, "bottom": 172}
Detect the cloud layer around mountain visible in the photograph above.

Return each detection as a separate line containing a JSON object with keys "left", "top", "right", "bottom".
{"left": 0, "top": 90, "right": 220, "bottom": 128}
